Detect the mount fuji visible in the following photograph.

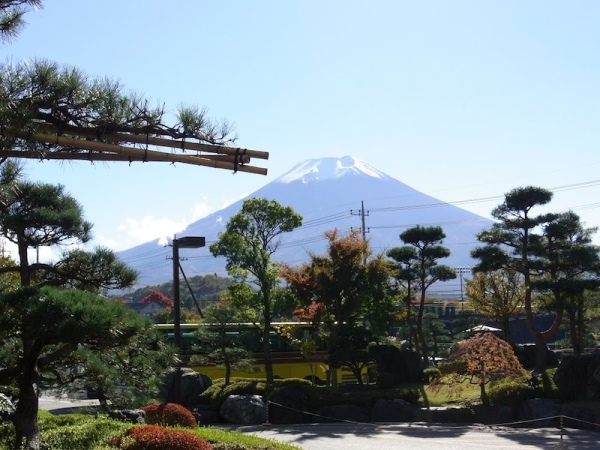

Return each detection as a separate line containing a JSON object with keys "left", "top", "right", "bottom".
{"left": 116, "top": 156, "right": 493, "bottom": 296}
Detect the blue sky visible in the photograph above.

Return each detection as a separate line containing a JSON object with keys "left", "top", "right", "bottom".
{"left": 4, "top": 1, "right": 600, "bottom": 260}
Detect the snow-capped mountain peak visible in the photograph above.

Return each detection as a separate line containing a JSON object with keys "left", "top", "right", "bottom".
{"left": 275, "top": 156, "right": 389, "bottom": 184}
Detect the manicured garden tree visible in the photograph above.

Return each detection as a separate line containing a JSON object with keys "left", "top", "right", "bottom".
{"left": 0, "top": 162, "right": 168, "bottom": 450}
{"left": 387, "top": 225, "right": 456, "bottom": 367}
{"left": 190, "top": 300, "right": 256, "bottom": 385}
{"left": 465, "top": 269, "right": 525, "bottom": 344}
{"left": 0, "top": 287, "right": 162, "bottom": 450}
{"left": 62, "top": 321, "right": 175, "bottom": 410}
{"left": 472, "top": 186, "right": 600, "bottom": 373}
{"left": 210, "top": 198, "right": 302, "bottom": 384}
{"left": 280, "top": 229, "right": 394, "bottom": 384}
{"left": 433, "top": 332, "right": 528, "bottom": 405}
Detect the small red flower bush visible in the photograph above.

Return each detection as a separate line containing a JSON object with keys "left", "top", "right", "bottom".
{"left": 142, "top": 402, "right": 198, "bottom": 428}
{"left": 111, "top": 424, "right": 213, "bottom": 450}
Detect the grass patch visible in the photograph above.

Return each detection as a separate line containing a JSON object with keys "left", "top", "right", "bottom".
{"left": 423, "top": 378, "right": 482, "bottom": 407}
{"left": 0, "top": 413, "right": 301, "bottom": 450}
{"left": 195, "top": 427, "right": 300, "bottom": 450}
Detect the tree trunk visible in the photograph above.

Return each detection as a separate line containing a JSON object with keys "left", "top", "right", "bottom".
{"left": 533, "top": 334, "right": 548, "bottom": 375}
{"left": 567, "top": 306, "right": 579, "bottom": 354}
{"left": 416, "top": 294, "right": 428, "bottom": 368}
{"left": 501, "top": 317, "right": 511, "bottom": 344}
{"left": 576, "top": 296, "right": 585, "bottom": 354}
{"left": 262, "top": 320, "right": 274, "bottom": 384}
{"left": 13, "top": 366, "right": 41, "bottom": 450}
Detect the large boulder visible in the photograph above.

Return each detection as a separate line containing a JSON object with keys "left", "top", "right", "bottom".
{"left": 160, "top": 368, "right": 212, "bottom": 406}
{"left": 517, "top": 398, "right": 561, "bottom": 427}
{"left": 220, "top": 394, "right": 266, "bottom": 425}
{"left": 190, "top": 403, "right": 220, "bottom": 425}
{"left": 513, "top": 344, "right": 559, "bottom": 370}
{"left": 371, "top": 399, "right": 420, "bottom": 422}
{"left": 553, "top": 353, "right": 600, "bottom": 400}
{"left": 561, "top": 404, "right": 600, "bottom": 430}
{"left": 269, "top": 383, "right": 311, "bottom": 424}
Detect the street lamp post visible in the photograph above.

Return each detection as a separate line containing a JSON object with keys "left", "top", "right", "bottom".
{"left": 172, "top": 236, "right": 205, "bottom": 403}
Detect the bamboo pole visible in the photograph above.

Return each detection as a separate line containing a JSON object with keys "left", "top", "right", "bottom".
{"left": 0, "top": 150, "right": 251, "bottom": 165}
{"left": 1, "top": 130, "right": 267, "bottom": 175}
{"left": 35, "top": 123, "right": 269, "bottom": 160}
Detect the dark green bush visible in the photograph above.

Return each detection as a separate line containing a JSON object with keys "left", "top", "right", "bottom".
{"left": 199, "top": 378, "right": 420, "bottom": 418}
{"left": 142, "top": 402, "right": 198, "bottom": 428}
{"left": 376, "top": 371, "right": 404, "bottom": 388}
{"left": 37, "top": 414, "right": 130, "bottom": 450}
{"left": 488, "top": 369, "right": 566, "bottom": 407}
{"left": 488, "top": 380, "right": 534, "bottom": 406}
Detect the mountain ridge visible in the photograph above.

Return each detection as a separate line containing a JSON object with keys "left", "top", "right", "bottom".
{"left": 116, "top": 156, "right": 493, "bottom": 297}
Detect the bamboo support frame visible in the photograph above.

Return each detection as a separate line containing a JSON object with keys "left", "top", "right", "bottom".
{"left": 1, "top": 128, "right": 268, "bottom": 175}
{"left": 51, "top": 126, "right": 269, "bottom": 160}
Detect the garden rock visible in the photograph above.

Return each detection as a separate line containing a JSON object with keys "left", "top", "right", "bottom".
{"left": 517, "top": 398, "right": 561, "bottom": 427}
{"left": 553, "top": 353, "right": 600, "bottom": 400}
{"left": 561, "top": 404, "right": 600, "bottom": 430}
{"left": 161, "top": 367, "right": 212, "bottom": 406}
{"left": 108, "top": 409, "right": 145, "bottom": 424}
{"left": 371, "top": 399, "right": 420, "bottom": 422}
{"left": 220, "top": 394, "right": 266, "bottom": 425}
{"left": 471, "top": 405, "right": 515, "bottom": 425}
{"left": 190, "top": 403, "right": 220, "bottom": 424}
{"left": 269, "top": 383, "right": 311, "bottom": 424}
{"left": 427, "top": 407, "right": 475, "bottom": 424}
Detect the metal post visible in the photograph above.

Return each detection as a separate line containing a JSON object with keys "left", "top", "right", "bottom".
{"left": 171, "top": 236, "right": 205, "bottom": 405}
{"left": 172, "top": 238, "right": 182, "bottom": 404}
{"left": 456, "top": 267, "right": 471, "bottom": 302}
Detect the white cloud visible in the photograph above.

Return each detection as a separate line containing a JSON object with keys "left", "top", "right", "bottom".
{"left": 116, "top": 215, "right": 188, "bottom": 248}
{"left": 191, "top": 200, "right": 212, "bottom": 221}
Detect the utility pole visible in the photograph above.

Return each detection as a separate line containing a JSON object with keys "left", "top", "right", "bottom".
{"left": 351, "top": 201, "right": 370, "bottom": 263}
{"left": 171, "top": 235, "right": 205, "bottom": 404}
{"left": 456, "top": 267, "right": 472, "bottom": 302}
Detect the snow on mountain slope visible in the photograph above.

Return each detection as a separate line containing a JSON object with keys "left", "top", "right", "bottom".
{"left": 275, "top": 156, "right": 389, "bottom": 184}
{"left": 116, "top": 156, "right": 493, "bottom": 296}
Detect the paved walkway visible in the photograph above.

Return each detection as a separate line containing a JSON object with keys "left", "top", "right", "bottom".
{"left": 230, "top": 422, "right": 598, "bottom": 450}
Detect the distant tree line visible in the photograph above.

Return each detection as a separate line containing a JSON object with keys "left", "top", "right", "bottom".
{"left": 122, "top": 274, "right": 234, "bottom": 315}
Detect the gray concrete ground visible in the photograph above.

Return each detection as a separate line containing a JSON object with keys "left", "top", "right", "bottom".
{"left": 231, "top": 422, "right": 598, "bottom": 450}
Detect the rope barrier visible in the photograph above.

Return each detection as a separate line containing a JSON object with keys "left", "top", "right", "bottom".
{"left": 265, "top": 400, "right": 600, "bottom": 438}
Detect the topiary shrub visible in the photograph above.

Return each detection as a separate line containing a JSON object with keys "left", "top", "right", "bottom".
{"left": 199, "top": 378, "right": 269, "bottom": 411}
{"left": 423, "top": 367, "right": 441, "bottom": 383}
{"left": 488, "top": 380, "right": 534, "bottom": 406}
{"left": 111, "top": 424, "right": 213, "bottom": 450}
{"left": 142, "top": 403, "right": 197, "bottom": 428}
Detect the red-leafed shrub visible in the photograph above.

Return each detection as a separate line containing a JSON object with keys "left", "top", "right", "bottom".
{"left": 111, "top": 424, "right": 213, "bottom": 450}
{"left": 142, "top": 403, "right": 198, "bottom": 428}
